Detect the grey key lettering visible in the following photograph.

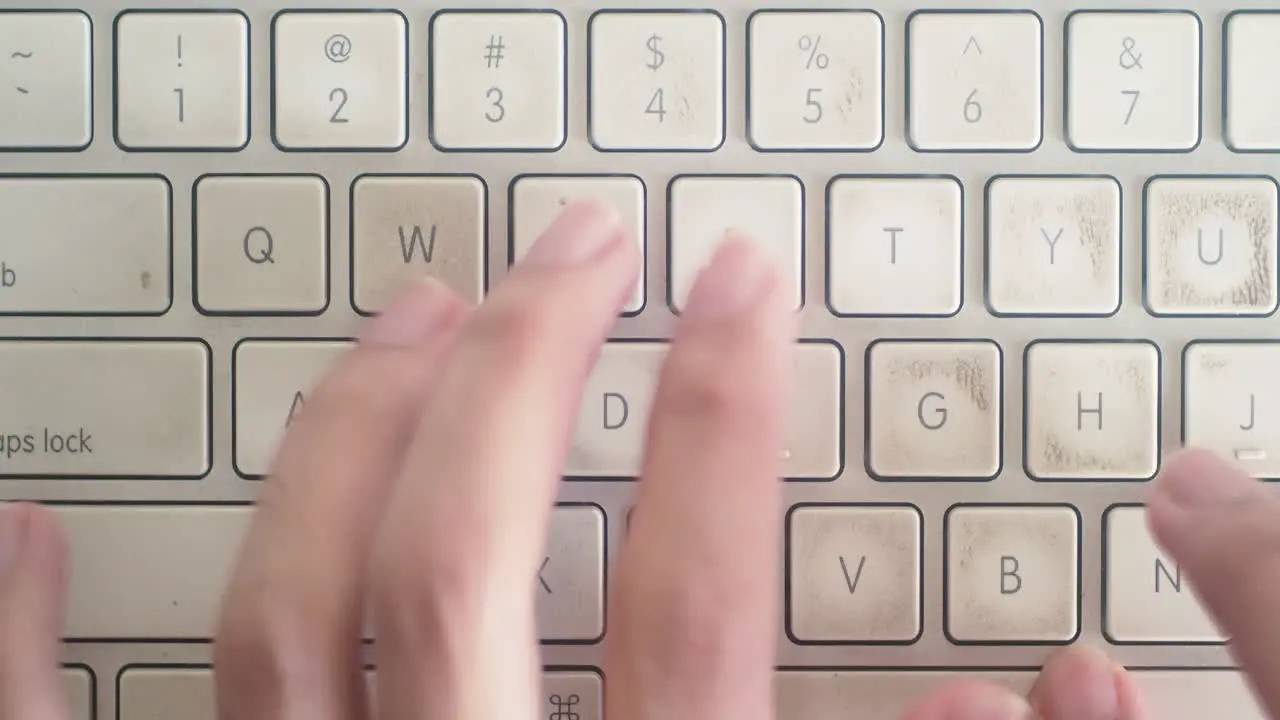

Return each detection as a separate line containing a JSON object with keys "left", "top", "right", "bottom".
{"left": 645, "top": 34, "right": 664, "bottom": 71}
{"left": 173, "top": 87, "right": 185, "bottom": 123}
{"left": 962, "top": 35, "right": 982, "bottom": 56}
{"left": 1000, "top": 555, "right": 1022, "bottom": 595}
{"left": 1078, "top": 391, "right": 1103, "bottom": 431}
{"left": 1155, "top": 558, "right": 1181, "bottom": 593}
{"left": 1041, "top": 227, "right": 1063, "bottom": 264}
{"left": 1242, "top": 394, "right": 1256, "bottom": 431}
{"left": 838, "top": 555, "right": 866, "bottom": 594}
{"left": 603, "top": 392, "right": 629, "bottom": 430}
{"left": 539, "top": 556, "right": 552, "bottom": 594}
{"left": 242, "top": 227, "right": 275, "bottom": 265}
{"left": 917, "top": 391, "right": 947, "bottom": 430}
{"left": 42, "top": 427, "right": 93, "bottom": 455}
{"left": 1198, "top": 228, "right": 1225, "bottom": 266}
{"left": 398, "top": 224, "right": 437, "bottom": 263}
{"left": 1, "top": 262, "right": 14, "bottom": 288}
{"left": 286, "top": 392, "right": 305, "bottom": 427}
{"left": 486, "top": 87, "right": 505, "bottom": 123}
{"left": 483, "top": 35, "right": 506, "bottom": 69}
{"left": 329, "top": 88, "right": 350, "bottom": 124}
{"left": 1118, "top": 36, "right": 1143, "bottom": 70}
{"left": 0, "top": 433, "right": 35, "bottom": 459}
{"left": 884, "top": 227, "right": 903, "bottom": 264}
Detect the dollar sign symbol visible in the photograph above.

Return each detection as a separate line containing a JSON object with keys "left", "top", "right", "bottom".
{"left": 646, "top": 33, "right": 665, "bottom": 71}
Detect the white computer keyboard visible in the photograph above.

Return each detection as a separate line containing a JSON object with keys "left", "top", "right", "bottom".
{"left": 1, "top": 0, "right": 1277, "bottom": 717}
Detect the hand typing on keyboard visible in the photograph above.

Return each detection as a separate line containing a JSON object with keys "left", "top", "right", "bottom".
{"left": 0, "top": 202, "right": 1276, "bottom": 720}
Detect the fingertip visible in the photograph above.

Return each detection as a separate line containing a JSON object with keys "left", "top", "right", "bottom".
{"left": 522, "top": 199, "right": 623, "bottom": 267}
{"left": 1029, "top": 645, "right": 1121, "bottom": 720}
{"left": 361, "top": 278, "right": 468, "bottom": 348}
{"left": 1150, "top": 448, "right": 1262, "bottom": 511}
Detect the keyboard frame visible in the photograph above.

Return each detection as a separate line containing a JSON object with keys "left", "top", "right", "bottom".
{"left": 3, "top": 0, "right": 1271, "bottom": 713}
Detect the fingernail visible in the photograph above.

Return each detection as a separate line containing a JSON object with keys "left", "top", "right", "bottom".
{"left": 1154, "top": 448, "right": 1260, "bottom": 510}
{"left": 683, "top": 236, "right": 776, "bottom": 319}
{"left": 362, "top": 278, "right": 454, "bottom": 347}
{"left": 523, "top": 200, "right": 621, "bottom": 267}
{"left": 947, "top": 694, "right": 1037, "bottom": 720}
{"left": 0, "top": 503, "right": 23, "bottom": 578}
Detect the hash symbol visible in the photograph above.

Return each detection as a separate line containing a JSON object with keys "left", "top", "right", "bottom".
{"left": 484, "top": 35, "right": 506, "bottom": 69}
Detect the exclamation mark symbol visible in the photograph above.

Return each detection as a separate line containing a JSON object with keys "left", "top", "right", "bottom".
{"left": 177, "top": 34, "right": 183, "bottom": 67}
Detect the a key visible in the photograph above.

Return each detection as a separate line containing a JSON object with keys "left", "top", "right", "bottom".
{"left": 747, "top": 10, "right": 884, "bottom": 151}
{"left": 234, "top": 341, "right": 351, "bottom": 477}
{"left": 985, "top": 175, "right": 1122, "bottom": 316}
{"left": 118, "top": 667, "right": 603, "bottom": 720}
{"left": 1024, "top": 341, "right": 1160, "bottom": 480}
{"left": 1144, "top": 176, "right": 1278, "bottom": 316}
{"left": 827, "top": 176, "right": 962, "bottom": 316}
{"left": 0, "top": 341, "right": 209, "bottom": 478}
{"left": 667, "top": 175, "right": 803, "bottom": 311}
{"left": 589, "top": 10, "right": 724, "bottom": 151}
{"left": 0, "top": 11, "right": 91, "bottom": 149}
{"left": 1225, "top": 12, "right": 1280, "bottom": 151}
{"left": 568, "top": 342, "right": 842, "bottom": 480}
{"left": 1184, "top": 342, "right": 1280, "bottom": 478}
{"left": 430, "top": 11, "right": 565, "bottom": 150}
{"left": 195, "top": 175, "right": 328, "bottom": 314}
{"left": 114, "top": 11, "right": 249, "bottom": 150}
{"left": 776, "top": 670, "right": 1264, "bottom": 719}
{"left": 510, "top": 175, "right": 646, "bottom": 314}
{"left": 272, "top": 11, "right": 407, "bottom": 150}
{"left": 787, "top": 504, "right": 921, "bottom": 643}
{"left": 351, "top": 174, "right": 487, "bottom": 312}
{"left": 907, "top": 11, "right": 1042, "bottom": 151}
{"left": 55, "top": 504, "right": 600, "bottom": 640}
{"left": 1066, "top": 11, "right": 1201, "bottom": 151}
{"left": 1105, "top": 506, "right": 1225, "bottom": 643}
{"left": 0, "top": 176, "right": 170, "bottom": 315}
{"left": 866, "top": 341, "right": 1002, "bottom": 480}
{"left": 945, "top": 505, "right": 1080, "bottom": 643}
{"left": 62, "top": 668, "right": 92, "bottom": 720}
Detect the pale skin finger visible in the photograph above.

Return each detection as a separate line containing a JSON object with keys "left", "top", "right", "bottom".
{"left": 214, "top": 280, "right": 469, "bottom": 720}
{"left": 370, "top": 201, "right": 639, "bottom": 720}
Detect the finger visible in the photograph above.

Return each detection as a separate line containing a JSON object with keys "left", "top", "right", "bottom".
{"left": 370, "top": 201, "right": 637, "bottom": 720}
{"left": 1146, "top": 447, "right": 1280, "bottom": 716}
{"left": 605, "top": 238, "right": 793, "bottom": 720}
{"left": 214, "top": 279, "right": 468, "bottom": 720}
{"left": 1028, "top": 646, "right": 1146, "bottom": 720}
{"left": 0, "top": 503, "right": 71, "bottom": 720}
{"left": 901, "top": 681, "right": 1035, "bottom": 720}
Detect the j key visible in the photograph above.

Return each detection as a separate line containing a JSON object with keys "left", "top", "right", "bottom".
{"left": 1184, "top": 342, "right": 1280, "bottom": 478}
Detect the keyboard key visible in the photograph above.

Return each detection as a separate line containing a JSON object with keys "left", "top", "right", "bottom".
{"left": 272, "top": 11, "right": 407, "bottom": 150}
{"left": 233, "top": 340, "right": 350, "bottom": 477}
{"left": 945, "top": 505, "right": 1080, "bottom": 643}
{"left": 430, "top": 11, "right": 566, "bottom": 150}
{"left": 118, "top": 667, "right": 602, "bottom": 720}
{"left": 63, "top": 667, "right": 92, "bottom": 720}
{"left": 985, "top": 175, "right": 1122, "bottom": 316}
{"left": 114, "top": 11, "right": 249, "bottom": 150}
{"left": 509, "top": 174, "right": 645, "bottom": 313}
{"left": 1144, "top": 176, "right": 1278, "bottom": 316}
{"left": 568, "top": 342, "right": 842, "bottom": 480}
{"left": 0, "top": 176, "right": 170, "bottom": 315}
{"left": 0, "top": 341, "right": 209, "bottom": 478}
{"left": 787, "top": 504, "right": 921, "bottom": 643}
{"left": 1024, "top": 341, "right": 1160, "bottom": 480}
{"left": 827, "top": 176, "right": 962, "bottom": 316}
{"left": 866, "top": 341, "right": 1002, "bottom": 480}
{"left": 1066, "top": 11, "right": 1201, "bottom": 151}
{"left": 0, "top": 11, "right": 91, "bottom": 149}
{"left": 589, "top": 11, "right": 724, "bottom": 151}
{"left": 668, "top": 175, "right": 803, "bottom": 311}
{"left": 907, "top": 11, "right": 1042, "bottom": 151}
{"left": 55, "top": 503, "right": 596, "bottom": 640}
{"left": 776, "top": 670, "right": 1264, "bottom": 719}
{"left": 351, "top": 174, "right": 486, "bottom": 312}
{"left": 1185, "top": 342, "right": 1280, "bottom": 478}
{"left": 1226, "top": 12, "right": 1280, "bottom": 151}
{"left": 1104, "top": 506, "right": 1225, "bottom": 643}
{"left": 195, "top": 175, "right": 328, "bottom": 314}
{"left": 747, "top": 10, "right": 884, "bottom": 151}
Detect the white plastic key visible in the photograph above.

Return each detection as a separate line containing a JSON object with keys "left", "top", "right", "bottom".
{"left": 1067, "top": 11, "right": 1201, "bottom": 151}
{"left": 827, "top": 176, "right": 962, "bottom": 316}
{"left": 115, "top": 12, "right": 249, "bottom": 150}
{"left": 430, "top": 11, "right": 565, "bottom": 150}
{"left": 589, "top": 11, "right": 724, "bottom": 151}
{"left": 1184, "top": 342, "right": 1280, "bottom": 478}
{"left": 1024, "top": 342, "right": 1160, "bottom": 480}
{"left": 272, "top": 11, "right": 407, "bottom": 150}
{"left": 907, "top": 11, "right": 1042, "bottom": 151}
{"left": 986, "top": 175, "right": 1122, "bottom": 316}
{"left": 1144, "top": 176, "right": 1278, "bottom": 316}
{"left": 747, "top": 11, "right": 884, "bottom": 150}
{"left": 0, "top": 11, "right": 91, "bottom": 149}
{"left": 1226, "top": 12, "right": 1280, "bottom": 150}
{"left": 667, "top": 175, "right": 802, "bottom": 311}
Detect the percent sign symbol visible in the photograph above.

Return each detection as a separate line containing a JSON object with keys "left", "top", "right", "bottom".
{"left": 798, "top": 35, "right": 829, "bottom": 70}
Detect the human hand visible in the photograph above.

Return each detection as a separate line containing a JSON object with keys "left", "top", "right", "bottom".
{"left": 0, "top": 202, "right": 1257, "bottom": 720}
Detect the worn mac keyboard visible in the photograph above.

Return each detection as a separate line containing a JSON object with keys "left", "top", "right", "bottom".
{"left": 1, "top": 0, "right": 1277, "bottom": 717}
